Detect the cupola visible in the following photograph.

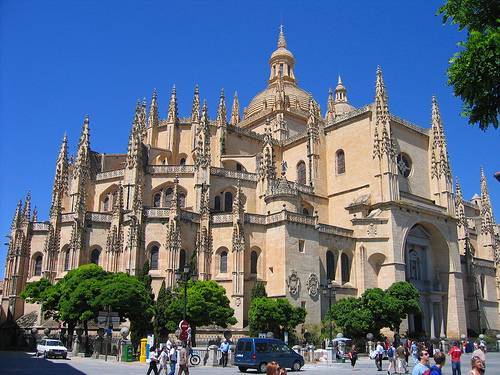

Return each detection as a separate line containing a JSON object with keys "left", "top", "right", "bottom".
{"left": 268, "top": 25, "right": 296, "bottom": 84}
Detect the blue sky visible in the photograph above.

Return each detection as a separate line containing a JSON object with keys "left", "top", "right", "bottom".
{"left": 0, "top": 1, "right": 498, "bottom": 278}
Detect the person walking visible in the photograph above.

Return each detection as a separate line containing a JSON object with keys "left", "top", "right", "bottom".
{"left": 146, "top": 347, "right": 159, "bottom": 375}
{"left": 158, "top": 347, "right": 169, "bottom": 374}
{"left": 468, "top": 356, "right": 485, "bottom": 375}
{"left": 375, "top": 341, "right": 385, "bottom": 371}
{"left": 396, "top": 343, "right": 408, "bottom": 374}
{"left": 448, "top": 341, "right": 463, "bottom": 375}
{"left": 219, "top": 338, "right": 230, "bottom": 367}
{"left": 471, "top": 343, "right": 486, "bottom": 373}
{"left": 266, "top": 361, "right": 279, "bottom": 375}
{"left": 411, "top": 349, "right": 431, "bottom": 375}
{"left": 168, "top": 343, "right": 177, "bottom": 375}
{"left": 411, "top": 341, "right": 419, "bottom": 366}
{"left": 348, "top": 344, "right": 358, "bottom": 368}
{"left": 177, "top": 342, "right": 189, "bottom": 375}
{"left": 387, "top": 343, "right": 396, "bottom": 374}
{"left": 430, "top": 352, "right": 446, "bottom": 375}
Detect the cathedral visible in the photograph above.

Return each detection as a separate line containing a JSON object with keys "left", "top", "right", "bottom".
{"left": 2, "top": 27, "right": 499, "bottom": 338}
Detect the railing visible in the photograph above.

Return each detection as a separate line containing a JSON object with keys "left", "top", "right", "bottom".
{"left": 32, "top": 222, "right": 50, "bottom": 231}
{"left": 61, "top": 213, "right": 75, "bottom": 223}
{"left": 294, "top": 182, "right": 314, "bottom": 194}
{"left": 211, "top": 213, "right": 233, "bottom": 224}
{"left": 245, "top": 213, "right": 267, "bottom": 225}
{"left": 286, "top": 212, "right": 316, "bottom": 226}
{"left": 317, "top": 223, "right": 354, "bottom": 237}
{"left": 210, "top": 167, "right": 258, "bottom": 182}
{"left": 147, "top": 165, "right": 195, "bottom": 174}
{"left": 144, "top": 208, "right": 170, "bottom": 218}
{"left": 95, "top": 169, "right": 125, "bottom": 181}
{"left": 86, "top": 212, "right": 113, "bottom": 223}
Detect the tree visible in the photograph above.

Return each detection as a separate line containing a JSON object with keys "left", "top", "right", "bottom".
{"left": 385, "top": 281, "right": 421, "bottom": 333}
{"left": 328, "top": 297, "right": 374, "bottom": 338}
{"left": 131, "top": 261, "right": 154, "bottom": 346}
{"left": 153, "top": 280, "right": 174, "bottom": 342}
{"left": 251, "top": 281, "right": 267, "bottom": 299}
{"left": 248, "top": 297, "right": 306, "bottom": 339}
{"left": 438, "top": 0, "right": 500, "bottom": 130}
{"left": 20, "top": 278, "right": 52, "bottom": 304}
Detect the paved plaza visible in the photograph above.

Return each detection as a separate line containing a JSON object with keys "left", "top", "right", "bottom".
{"left": 1, "top": 351, "right": 498, "bottom": 375}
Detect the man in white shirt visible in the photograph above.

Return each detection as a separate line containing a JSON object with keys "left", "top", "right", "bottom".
{"left": 375, "top": 341, "right": 385, "bottom": 371}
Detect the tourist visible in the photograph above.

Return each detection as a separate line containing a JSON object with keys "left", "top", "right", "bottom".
{"left": 168, "top": 343, "right": 177, "bottom": 375}
{"left": 411, "top": 349, "right": 430, "bottom": 375}
{"left": 396, "top": 343, "right": 408, "bottom": 374}
{"left": 448, "top": 341, "right": 462, "bottom": 375}
{"left": 266, "top": 361, "right": 279, "bottom": 375}
{"left": 411, "top": 341, "right": 419, "bottom": 365}
{"left": 348, "top": 344, "right": 358, "bottom": 368}
{"left": 219, "top": 338, "right": 230, "bottom": 367}
{"left": 430, "top": 352, "right": 446, "bottom": 375}
{"left": 146, "top": 346, "right": 159, "bottom": 375}
{"left": 178, "top": 342, "right": 189, "bottom": 375}
{"left": 158, "top": 346, "right": 169, "bottom": 374}
{"left": 471, "top": 344, "right": 486, "bottom": 373}
{"left": 468, "top": 356, "right": 484, "bottom": 375}
{"left": 387, "top": 343, "right": 396, "bottom": 374}
{"left": 375, "top": 341, "right": 385, "bottom": 371}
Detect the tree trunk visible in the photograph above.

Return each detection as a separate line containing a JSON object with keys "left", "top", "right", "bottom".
{"left": 191, "top": 326, "right": 197, "bottom": 347}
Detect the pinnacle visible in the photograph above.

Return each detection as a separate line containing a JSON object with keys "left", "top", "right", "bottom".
{"left": 278, "top": 24, "right": 287, "bottom": 48}
{"left": 338, "top": 75, "right": 343, "bottom": 85}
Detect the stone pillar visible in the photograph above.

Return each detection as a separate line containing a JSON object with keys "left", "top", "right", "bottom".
{"left": 430, "top": 303, "right": 436, "bottom": 339}
{"left": 207, "top": 345, "right": 219, "bottom": 366}
{"left": 439, "top": 302, "right": 446, "bottom": 338}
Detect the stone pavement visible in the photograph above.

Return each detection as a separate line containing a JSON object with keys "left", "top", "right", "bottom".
{"left": 1, "top": 351, "right": 498, "bottom": 374}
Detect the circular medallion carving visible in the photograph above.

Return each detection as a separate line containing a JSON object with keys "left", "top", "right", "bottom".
{"left": 287, "top": 270, "right": 300, "bottom": 295}
{"left": 306, "top": 273, "right": 320, "bottom": 297}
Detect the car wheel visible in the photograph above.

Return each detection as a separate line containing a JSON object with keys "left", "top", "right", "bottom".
{"left": 62, "top": 354, "right": 67, "bottom": 359}
{"left": 258, "top": 362, "right": 267, "bottom": 373}
{"left": 238, "top": 366, "right": 248, "bottom": 373}
{"left": 292, "top": 360, "right": 301, "bottom": 371}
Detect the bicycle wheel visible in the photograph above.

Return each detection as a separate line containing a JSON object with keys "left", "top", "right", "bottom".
{"left": 190, "top": 354, "right": 201, "bottom": 366}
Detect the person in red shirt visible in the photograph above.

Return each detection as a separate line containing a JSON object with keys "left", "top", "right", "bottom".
{"left": 448, "top": 342, "right": 462, "bottom": 375}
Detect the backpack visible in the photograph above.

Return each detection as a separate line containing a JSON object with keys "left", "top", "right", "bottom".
{"left": 387, "top": 346, "right": 394, "bottom": 358}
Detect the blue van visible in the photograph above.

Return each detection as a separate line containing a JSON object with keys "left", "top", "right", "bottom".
{"left": 234, "top": 337, "right": 304, "bottom": 373}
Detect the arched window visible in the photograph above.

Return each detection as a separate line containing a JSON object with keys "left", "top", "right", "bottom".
{"left": 179, "top": 193, "right": 186, "bottom": 208}
{"left": 214, "top": 196, "right": 221, "bottom": 212}
{"left": 236, "top": 163, "right": 243, "bottom": 171}
{"left": 409, "top": 249, "right": 421, "bottom": 281}
{"left": 220, "top": 251, "right": 228, "bottom": 273}
{"left": 179, "top": 158, "right": 186, "bottom": 166}
{"left": 224, "top": 192, "right": 233, "bottom": 213}
{"left": 153, "top": 192, "right": 162, "bottom": 208}
{"left": 326, "top": 251, "right": 335, "bottom": 281}
{"left": 178, "top": 249, "right": 186, "bottom": 269}
{"left": 165, "top": 187, "right": 174, "bottom": 207}
{"left": 480, "top": 274, "right": 486, "bottom": 298}
{"left": 64, "top": 250, "right": 71, "bottom": 271}
{"left": 302, "top": 207, "right": 309, "bottom": 215}
{"left": 90, "top": 248, "right": 100, "bottom": 265}
{"left": 296, "top": 161, "right": 306, "bottom": 185}
{"left": 250, "top": 251, "right": 258, "bottom": 274}
{"left": 103, "top": 196, "right": 110, "bottom": 212}
{"left": 341, "top": 253, "right": 350, "bottom": 284}
{"left": 34, "top": 255, "right": 43, "bottom": 276}
{"left": 150, "top": 246, "right": 159, "bottom": 270}
{"left": 336, "top": 150, "right": 345, "bottom": 174}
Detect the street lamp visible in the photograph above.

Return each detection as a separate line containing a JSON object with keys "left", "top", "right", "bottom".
{"left": 322, "top": 279, "right": 337, "bottom": 362}
{"left": 175, "top": 263, "right": 198, "bottom": 320}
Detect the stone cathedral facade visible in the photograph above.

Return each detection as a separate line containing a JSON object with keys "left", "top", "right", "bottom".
{"left": 2, "top": 28, "right": 499, "bottom": 338}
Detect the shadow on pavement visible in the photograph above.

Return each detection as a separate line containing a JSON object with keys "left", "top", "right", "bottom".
{"left": 1, "top": 351, "right": 86, "bottom": 374}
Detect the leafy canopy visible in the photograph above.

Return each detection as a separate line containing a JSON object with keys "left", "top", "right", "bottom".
{"left": 438, "top": 0, "right": 500, "bottom": 130}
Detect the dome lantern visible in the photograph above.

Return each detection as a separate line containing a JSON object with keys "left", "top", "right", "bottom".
{"left": 268, "top": 25, "right": 296, "bottom": 85}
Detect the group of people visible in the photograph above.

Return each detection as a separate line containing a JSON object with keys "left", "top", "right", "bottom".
{"left": 146, "top": 340, "right": 190, "bottom": 375}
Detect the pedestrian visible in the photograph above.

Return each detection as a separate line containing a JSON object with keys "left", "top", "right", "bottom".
{"left": 266, "top": 361, "right": 279, "bottom": 375}
{"left": 411, "top": 341, "right": 419, "bottom": 365}
{"left": 375, "top": 341, "right": 385, "bottom": 371}
{"left": 404, "top": 343, "right": 410, "bottom": 366}
{"left": 468, "top": 356, "right": 485, "bottom": 375}
{"left": 430, "top": 352, "right": 446, "bottom": 375}
{"left": 278, "top": 366, "right": 287, "bottom": 375}
{"left": 168, "top": 343, "right": 177, "bottom": 375}
{"left": 158, "top": 346, "right": 169, "bottom": 374}
{"left": 471, "top": 344, "right": 486, "bottom": 373}
{"left": 147, "top": 346, "right": 159, "bottom": 375}
{"left": 219, "top": 338, "right": 230, "bottom": 367}
{"left": 177, "top": 342, "right": 189, "bottom": 375}
{"left": 448, "top": 341, "right": 462, "bottom": 375}
{"left": 396, "top": 343, "right": 408, "bottom": 374}
{"left": 411, "top": 349, "right": 430, "bottom": 375}
{"left": 387, "top": 343, "right": 396, "bottom": 375}
{"left": 348, "top": 344, "right": 358, "bottom": 368}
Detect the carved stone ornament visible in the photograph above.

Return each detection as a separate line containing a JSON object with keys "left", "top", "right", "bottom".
{"left": 306, "top": 273, "right": 320, "bottom": 297}
{"left": 287, "top": 270, "right": 300, "bottom": 295}
{"left": 235, "top": 297, "right": 241, "bottom": 307}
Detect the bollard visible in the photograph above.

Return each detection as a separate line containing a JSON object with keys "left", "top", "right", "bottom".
{"left": 140, "top": 338, "right": 147, "bottom": 363}
{"left": 207, "top": 345, "right": 219, "bottom": 366}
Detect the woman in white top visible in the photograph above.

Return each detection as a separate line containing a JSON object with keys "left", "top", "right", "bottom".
{"left": 146, "top": 347, "right": 159, "bottom": 375}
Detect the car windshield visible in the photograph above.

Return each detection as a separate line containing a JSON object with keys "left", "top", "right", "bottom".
{"left": 46, "top": 340, "right": 63, "bottom": 347}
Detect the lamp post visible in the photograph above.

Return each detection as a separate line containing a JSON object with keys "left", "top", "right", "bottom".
{"left": 322, "top": 280, "right": 337, "bottom": 362}
{"left": 175, "top": 263, "right": 197, "bottom": 320}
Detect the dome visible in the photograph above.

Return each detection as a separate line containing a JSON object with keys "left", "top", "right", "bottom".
{"left": 334, "top": 102, "right": 356, "bottom": 115}
{"left": 270, "top": 46, "right": 295, "bottom": 61}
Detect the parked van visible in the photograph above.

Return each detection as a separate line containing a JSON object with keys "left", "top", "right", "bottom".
{"left": 234, "top": 337, "right": 304, "bottom": 373}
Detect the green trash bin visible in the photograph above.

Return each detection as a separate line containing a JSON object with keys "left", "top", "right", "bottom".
{"left": 121, "top": 344, "right": 133, "bottom": 362}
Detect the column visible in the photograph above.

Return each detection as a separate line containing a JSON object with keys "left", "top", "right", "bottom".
{"left": 429, "top": 302, "right": 436, "bottom": 339}
{"left": 439, "top": 301, "right": 446, "bottom": 337}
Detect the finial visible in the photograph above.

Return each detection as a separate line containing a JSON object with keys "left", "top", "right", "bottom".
{"left": 338, "top": 75, "right": 342, "bottom": 85}
{"left": 230, "top": 91, "right": 240, "bottom": 125}
{"left": 278, "top": 24, "right": 287, "bottom": 48}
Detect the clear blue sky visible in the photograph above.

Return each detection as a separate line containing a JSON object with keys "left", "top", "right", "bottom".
{"left": 0, "top": 1, "right": 498, "bottom": 278}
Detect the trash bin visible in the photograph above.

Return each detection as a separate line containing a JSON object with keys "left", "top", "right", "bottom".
{"left": 121, "top": 344, "right": 133, "bottom": 362}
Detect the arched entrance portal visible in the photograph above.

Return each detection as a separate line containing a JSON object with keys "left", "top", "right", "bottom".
{"left": 404, "top": 224, "right": 450, "bottom": 339}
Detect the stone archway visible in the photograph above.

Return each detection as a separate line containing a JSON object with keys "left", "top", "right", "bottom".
{"left": 404, "top": 223, "right": 451, "bottom": 339}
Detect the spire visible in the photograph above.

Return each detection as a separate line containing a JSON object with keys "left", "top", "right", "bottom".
{"left": 373, "top": 66, "right": 394, "bottom": 158}
{"left": 278, "top": 24, "right": 287, "bottom": 48}
{"left": 430, "top": 96, "right": 451, "bottom": 180}
{"left": 307, "top": 97, "right": 319, "bottom": 141}
{"left": 50, "top": 133, "right": 69, "bottom": 219}
{"left": 139, "top": 98, "right": 147, "bottom": 139}
{"left": 11, "top": 200, "right": 22, "bottom": 229}
{"left": 480, "top": 167, "right": 495, "bottom": 234}
{"left": 191, "top": 85, "right": 200, "bottom": 123}
{"left": 455, "top": 178, "right": 468, "bottom": 232}
{"left": 335, "top": 76, "right": 348, "bottom": 103}
{"left": 22, "top": 191, "right": 31, "bottom": 223}
{"left": 32, "top": 206, "right": 38, "bottom": 222}
{"left": 258, "top": 119, "right": 277, "bottom": 182}
{"left": 216, "top": 88, "right": 227, "bottom": 126}
{"left": 148, "top": 89, "right": 159, "bottom": 129}
{"left": 112, "top": 183, "right": 123, "bottom": 220}
{"left": 75, "top": 115, "right": 90, "bottom": 171}
{"left": 325, "top": 88, "right": 336, "bottom": 124}
{"left": 233, "top": 180, "right": 245, "bottom": 216}
{"left": 230, "top": 91, "right": 240, "bottom": 125}
{"left": 126, "top": 102, "right": 143, "bottom": 169}
{"left": 195, "top": 100, "right": 211, "bottom": 169}
{"left": 273, "top": 74, "right": 287, "bottom": 111}
{"left": 167, "top": 85, "right": 178, "bottom": 123}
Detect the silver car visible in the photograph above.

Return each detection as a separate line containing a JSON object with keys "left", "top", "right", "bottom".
{"left": 36, "top": 339, "right": 68, "bottom": 359}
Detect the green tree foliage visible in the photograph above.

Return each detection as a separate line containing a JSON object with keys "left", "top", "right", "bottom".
{"left": 20, "top": 278, "right": 52, "bottom": 304}
{"left": 248, "top": 297, "right": 306, "bottom": 339}
{"left": 438, "top": 0, "right": 500, "bottom": 130}
{"left": 251, "top": 281, "right": 268, "bottom": 299}
{"left": 329, "top": 281, "right": 421, "bottom": 338}
{"left": 153, "top": 280, "right": 174, "bottom": 341}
